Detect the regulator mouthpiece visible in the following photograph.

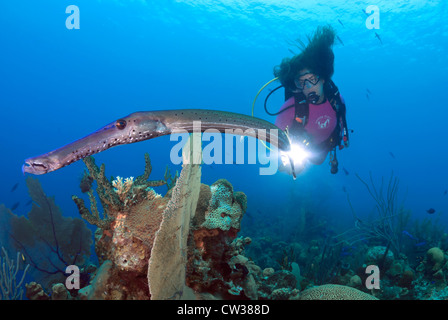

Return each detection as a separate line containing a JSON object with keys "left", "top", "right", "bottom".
{"left": 307, "top": 92, "right": 320, "bottom": 104}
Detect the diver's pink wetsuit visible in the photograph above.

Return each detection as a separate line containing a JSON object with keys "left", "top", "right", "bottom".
{"left": 275, "top": 96, "right": 337, "bottom": 145}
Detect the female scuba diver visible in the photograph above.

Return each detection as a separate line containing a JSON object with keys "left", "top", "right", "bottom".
{"left": 271, "top": 25, "right": 349, "bottom": 175}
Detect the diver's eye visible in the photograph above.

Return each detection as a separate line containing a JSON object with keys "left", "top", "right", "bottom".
{"left": 115, "top": 119, "right": 127, "bottom": 130}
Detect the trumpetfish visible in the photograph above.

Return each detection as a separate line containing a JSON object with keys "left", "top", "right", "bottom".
{"left": 22, "top": 109, "right": 294, "bottom": 176}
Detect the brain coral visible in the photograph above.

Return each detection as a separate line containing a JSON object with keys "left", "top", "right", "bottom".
{"left": 427, "top": 247, "right": 445, "bottom": 272}
{"left": 299, "top": 284, "right": 378, "bottom": 300}
{"left": 201, "top": 179, "right": 247, "bottom": 231}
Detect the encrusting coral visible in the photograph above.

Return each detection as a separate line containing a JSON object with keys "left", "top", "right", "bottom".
{"left": 201, "top": 179, "right": 246, "bottom": 231}
{"left": 185, "top": 175, "right": 253, "bottom": 299}
{"left": 20, "top": 151, "right": 401, "bottom": 301}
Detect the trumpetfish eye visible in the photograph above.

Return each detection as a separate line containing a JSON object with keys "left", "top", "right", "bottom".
{"left": 115, "top": 119, "right": 127, "bottom": 130}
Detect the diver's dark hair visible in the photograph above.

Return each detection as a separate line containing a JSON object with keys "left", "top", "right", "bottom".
{"left": 274, "top": 25, "right": 336, "bottom": 93}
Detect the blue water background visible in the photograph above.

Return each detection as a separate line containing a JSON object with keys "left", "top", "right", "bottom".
{"left": 1, "top": 0, "right": 447, "bottom": 242}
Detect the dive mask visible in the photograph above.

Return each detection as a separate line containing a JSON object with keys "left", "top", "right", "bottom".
{"left": 294, "top": 73, "right": 320, "bottom": 91}
{"left": 294, "top": 73, "right": 321, "bottom": 103}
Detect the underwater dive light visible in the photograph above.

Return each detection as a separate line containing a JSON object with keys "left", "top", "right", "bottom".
{"left": 281, "top": 143, "right": 310, "bottom": 167}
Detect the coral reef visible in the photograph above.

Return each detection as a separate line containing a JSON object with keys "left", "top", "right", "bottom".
{"left": 11, "top": 152, "right": 448, "bottom": 301}
{"left": 70, "top": 135, "right": 256, "bottom": 300}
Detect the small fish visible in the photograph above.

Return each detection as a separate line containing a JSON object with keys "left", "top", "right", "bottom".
{"left": 21, "top": 254, "right": 26, "bottom": 261}
{"left": 375, "top": 32, "right": 383, "bottom": 45}
{"left": 366, "top": 88, "right": 372, "bottom": 94}
{"left": 336, "top": 35, "right": 344, "bottom": 46}
{"left": 342, "top": 186, "right": 347, "bottom": 193}
{"left": 338, "top": 19, "right": 344, "bottom": 27}
{"left": 389, "top": 152, "right": 395, "bottom": 159}
{"left": 426, "top": 208, "right": 436, "bottom": 214}
{"left": 342, "top": 167, "right": 349, "bottom": 175}
{"left": 10, "top": 183, "right": 19, "bottom": 192}
{"left": 10, "top": 202, "right": 20, "bottom": 211}
{"left": 366, "top": 93, "right": 370, "bottom": 101}
{"left": 361, "top": 9, "right": 369, "bottom": 16}
{"left": 402, "top": 230, "right": 418, "bottom": 241}
{"left": 25, "top": 199, "right": 33, "bottom": 206}
{"left": 444, "top": 190, "right": 447, "bottom": 196}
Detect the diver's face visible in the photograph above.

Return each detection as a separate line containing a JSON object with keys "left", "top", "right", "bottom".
{"left": 295, "top": 69, "right": 325, "bottom": 104}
